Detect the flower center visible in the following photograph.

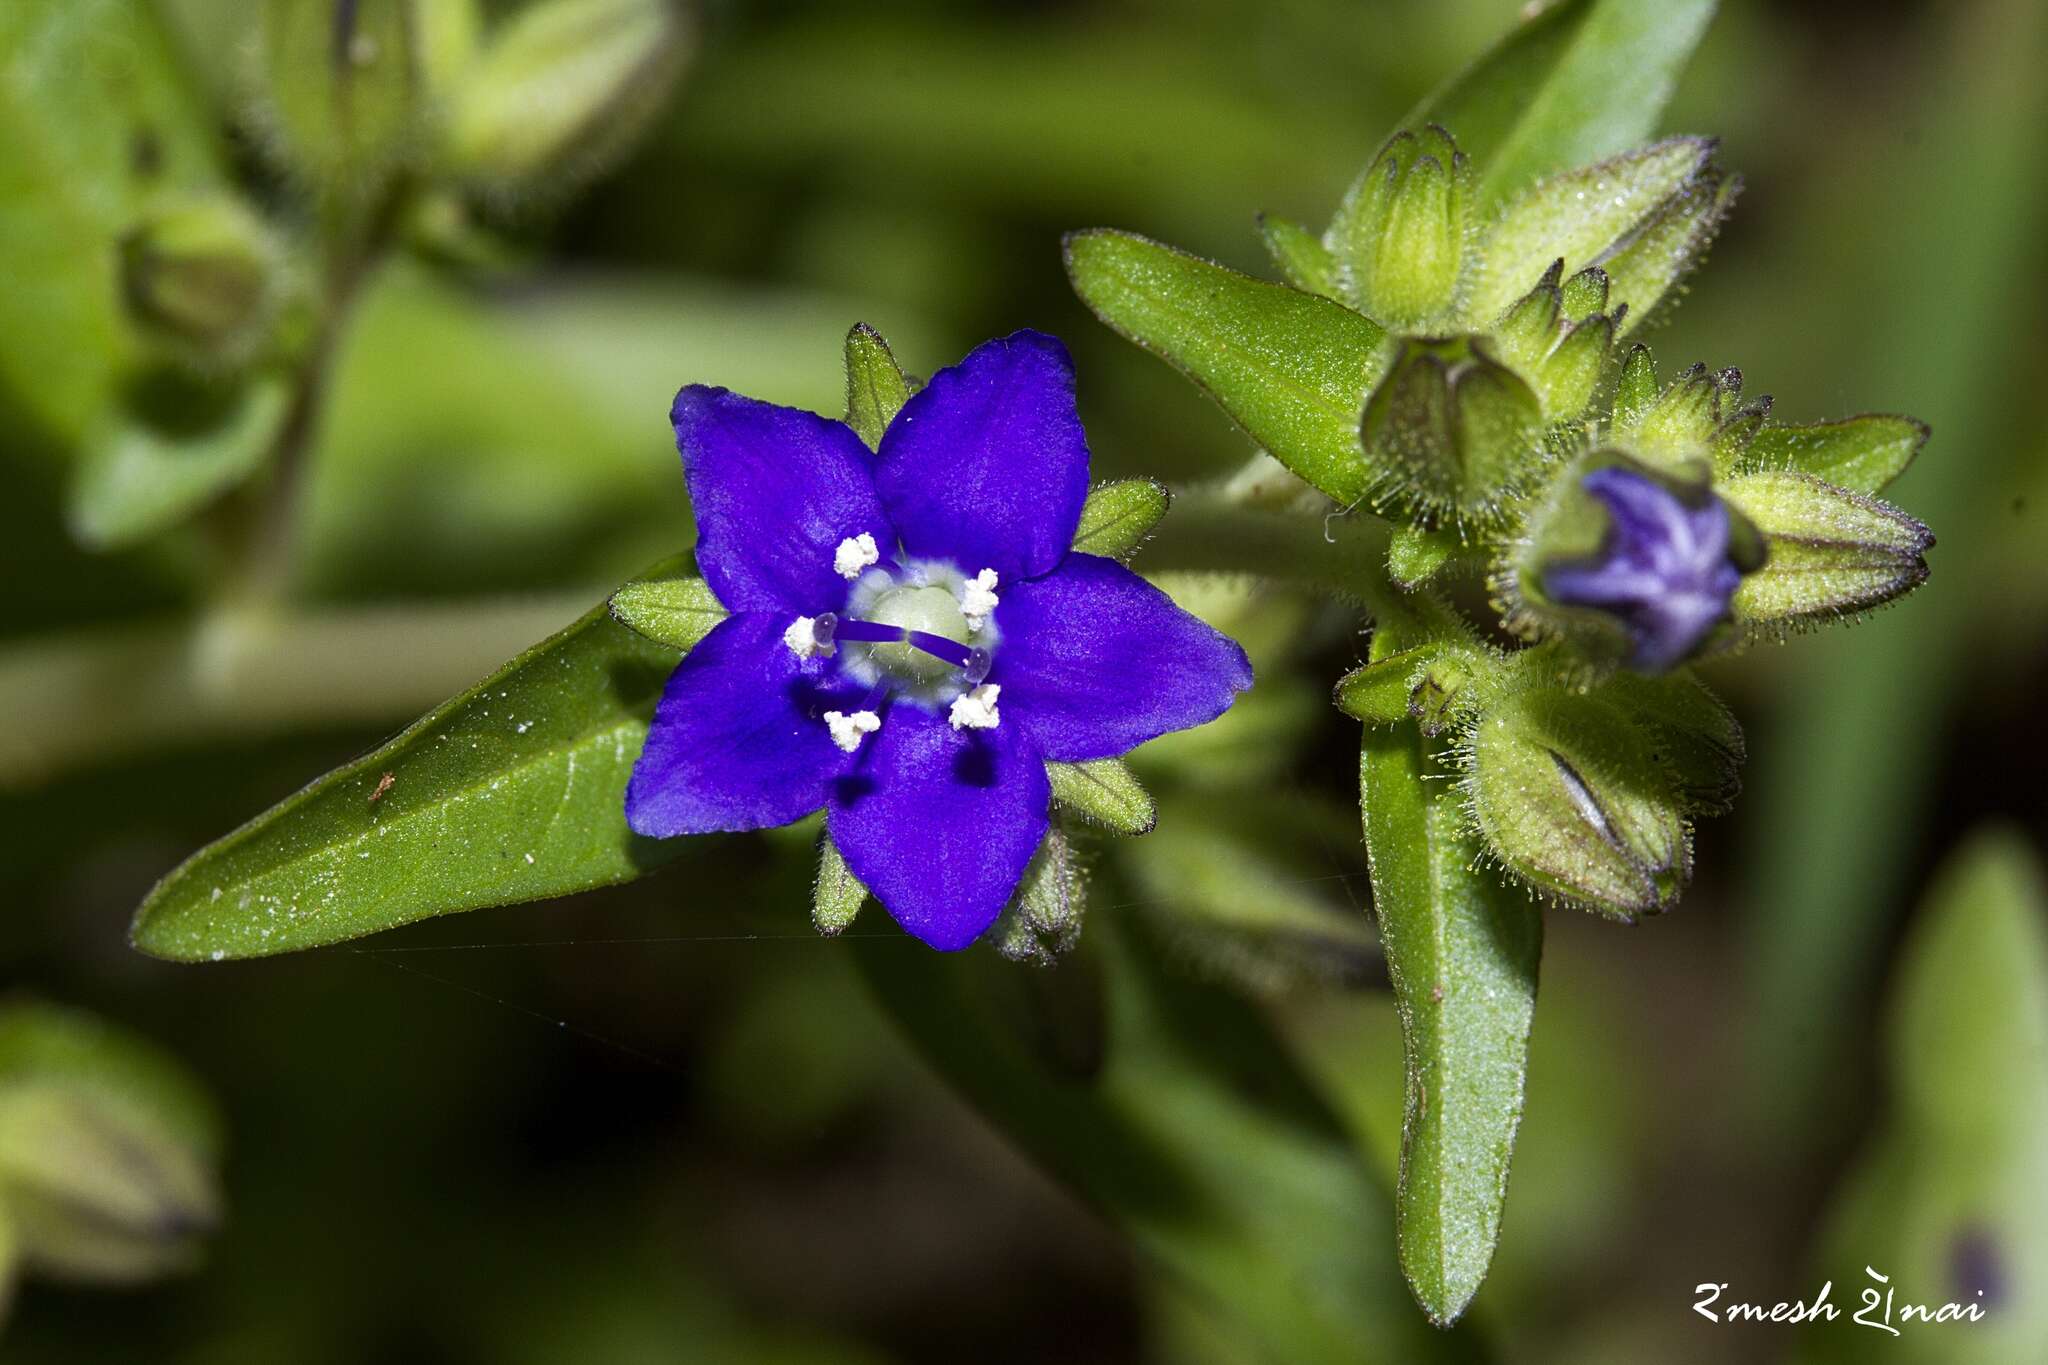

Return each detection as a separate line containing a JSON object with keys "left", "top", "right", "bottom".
{"left": 861, "top": 584, "right": 976, "bottom": 685}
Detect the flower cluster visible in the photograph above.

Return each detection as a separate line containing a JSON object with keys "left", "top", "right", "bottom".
{"left": 626, "top": 332, "right": 1251, "bottom": 950}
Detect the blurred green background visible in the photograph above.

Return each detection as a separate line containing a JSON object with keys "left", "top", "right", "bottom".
{"left": 3, "top": 0, "right": 2045, "bottom": 1361}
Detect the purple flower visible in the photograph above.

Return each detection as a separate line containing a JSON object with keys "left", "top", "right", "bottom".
{"left": 1540, "top": 466, "right": 1745, "bottom": 673}
{"left": 626, "top": 331, "right": 1253, "bottom": 950}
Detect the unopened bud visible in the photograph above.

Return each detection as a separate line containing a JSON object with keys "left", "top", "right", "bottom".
{"left": 445, "top": 0, "right": 689, "bottom": 197}
{"left": 1464, "top": 686, "right": 1690, "bottom": 920}
{"left": 1718, "top": 469, "right": 1932, "bottom": 634}
{"left": 119, "top": 197, "right": 281, "bottom": 363}
{"left": 1329, "top": 125, "right": 1471, "bottom": 331}
{"left": 1491, "top": 262, "right": 1624, "bottom": 422}
{"left": 1361, "top": 337, "right": 1545, "bottom": 524}
{"left": 258, "top": 0, "right": 420, "bottom": 189}
{"left": 992, "top": 826, "right": 1085, "bottom": 965}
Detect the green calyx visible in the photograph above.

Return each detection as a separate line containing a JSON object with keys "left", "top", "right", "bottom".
{"left": 1329, "top": 125, "right": 1473, "bottom": 332}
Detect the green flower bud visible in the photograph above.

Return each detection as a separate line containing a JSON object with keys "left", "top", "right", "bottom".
{"left": 1611, "top": 358, "right": 1757, "bottom": 464}
{"left": 0, "top": 1004, "right": 221, "bottom": 1290}
{"left": 119, "top": 197, "right": 282, "bottom": 364}
{"left": 992, "top": 826, "right": 1085, "bottom": 965}
{"left": 258, "top": 0, "right": 420, "bottom": 192}
{"left": 1361, "top": 337, "right": 1545, "bottom": 524}
{"left": 1490, "top": 262, "right": 1625, "bottom": 423}
{"left": 1717, "top": 469, "right": 1933, "bottom": 636}
{"left": 1599, "top": 167, "right": 1739, "bottom": 334}
{"left": 444, "top": 0, "right": 690, "bottom": 199}
{"left": 1328, "top": 125, "right": 1471, "bottom": 332}
{"left": 1334, "top": 640, "right": 1489, "bottom": 737}
{"left": 1595, "top": 671, "right": 1746, "bottom": 817}
{"left": 1462, "top": 685, "right": 1691, "bottom": 920}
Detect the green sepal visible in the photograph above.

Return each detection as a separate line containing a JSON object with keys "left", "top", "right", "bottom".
{"left": 1361, "top": 338, "right": 1546, "bottom": 523}
{"left": 812, "top": 833, "right": 866, "bottom": 936}
{"left": 1256, "top": 212, "right": 1343, "bottom": 298}
{"left": 1334, "top": 641, "right": 1485, "bottom": 737}
{"left": 607, "top": 566, "right": 727, "bottom": 653}
{"left": 1742, "top": 414, "right": 1929, "bottom": 495}
{"left": 1611, "top": 359, "right": 1753, "bottom": 466}
{"left": 1466, "top": 137, "right": 1719, "bottom": 326}
{"left": 1071, "top": 479, "right": 1171, "bottom": 561}
{"left": 1360, "top": 721, "right": 1541, "bottom": 1326}
{"left": 1387, "top": 523, "right": 1464, "bottom": 589}
{"left": 1327, "top": 125, "right": 1471, "bottom": 331}
{"left": 258, "top": 0, "right": 419, "bottom": 194}
{"left": 1594, "top": 671, "right": 1745, "bottom": 816}
{"left": 842, "top": 320, "right": 915, "bottom": 450}
{"left": 991, "top": 824, "right": 1084, "bottom": 965}
{"left": 1600, "top": 168, "right": 1739, "bottom": 333}
{"left": 1462, "top": 683, "right": 1691, "bottom": 920}
{"left": 1064, "top": 228, "right": 1388, "bottom": 505}
{"left": 1046, "top": 757, "right": 1155, "bottom": 836}
{"left": 1719, "top": 470, "right": 1933, "bottom": 636}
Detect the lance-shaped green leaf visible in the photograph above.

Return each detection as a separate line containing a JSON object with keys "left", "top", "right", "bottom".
{"left": 129, "top": 585, "right": 685, "bottom": 961}
{"left": 1046, "top": 757, "right": 1155, "bottom": 835}
{"left": 1466, "top": 138, "right": 1718, "bottom": 326}
{"left": 1804, "top": 830, "right": 2048, "bottom": 1364}
{"left": 68, "top": 374, "right": 289, "bottom": 551}
{"left": 1360, "top": 721, "right": 1541, "bottom": 1326}
{"left": 812, "top": 833, "right": 866, "bottom": 936}
{"left": 1743, "top": 414, "right": 1929, "bottom": 495}
{"left": 1412, "top": 0, "right": 1718, "bottom": 211}
{"left": 608, "top": 567, "right": 726, "bottom": 652}
{"left": 1719, "top": 470, "right": 1933, "bottom": 634}
{"left": 1065, "top": 229, "right": 1388, "bottom": 504}
{"left": 849, "top": 915, "right": 1475, "bottom": 1363}
{"left": 1070, "top": 479, "right": 1170, "bottom": 561}
{"left": 842, "top": 320, "right": 914, "bottom": 449}
{"left": 1256, "top": 212, "right": 1343, "bottom": 299}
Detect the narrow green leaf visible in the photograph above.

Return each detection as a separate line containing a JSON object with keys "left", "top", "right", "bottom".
{"left": 1744, "top": 414, "right": 1929, "bottom": 495}
{"left": 130, "top": 586, "right": 682, "bottom": 961}
{"left": 1257, "top": 211, "right": 1344, "bottom": 298}
{"left": 849, "top": 915, "right": 1480, "bottom": 1363}
{"left": 812, "top": 833, "right": 866, "bottom": 936}
{"left": 1466, "top": 137, "right": 1716, "bottom": 325}
{"left": 1070, "top": 479, "right": 1170, "bottom": 561}
{"left": 607, "top": 568, "right": 726, "bottom": 652}
{"left": 1045, "top": 757, "right": 1155, "bottom": 835}
{"left": 67, "top": 375, "right": 288, "bottom": 550}
{"left": 1412, "top": 0, "right": 1718, "bottom": 210}
{"left": 1065, "top": 229, "right": 1387, "bottom": 504}
{"left": 842, "top": 320, "right": 913, "bottom": 450}
{"left": 1360, "top": 723, "right": 1541, "bottom": 1326}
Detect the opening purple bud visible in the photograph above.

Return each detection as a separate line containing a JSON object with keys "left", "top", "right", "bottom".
{"left": 1540, "top": 466, "right": 1749, "bottom": 673}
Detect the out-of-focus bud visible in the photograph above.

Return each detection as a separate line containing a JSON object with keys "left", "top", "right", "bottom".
{"left": 1462, "top": 684, "right": 1690, "bottom": 920}
{"left": 993, "top": 826, "right": 1085, "bottom": 965}
{"left": 258, "top": 0, "right": 420, "bottom": 192}
{"left": 1490, "top": 261, "right": 1624, "bottom": 423}
{"left": 118, "top": 196, "right": 283, "bottom": 365}
{"left": 1328, "top": 125, "right": 1471, "bottom": 332}
{"left": 1466, "top": 137, "right": 1719, "bottom": 326}
{"left": 1361, "top": 337, "right": 1545, "bottom": 524}
{"left": 1502, "top": 454, "right": 1766, "bottom": 673}
{"left": 444, "top": 0, "right": 689, "bottom": 199}
{"left": 0, "top": 1004, "right": 221, "bottom": 1294}
{"left": 1717, "top": 469, "right": 1933, "bottom": 636}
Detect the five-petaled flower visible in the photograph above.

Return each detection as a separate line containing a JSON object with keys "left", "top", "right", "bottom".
{"left": 1541, "top": 465, "right": 1747, "bottom": 673}
{"left": 626, "top": 331, "right": 1253, "bottom": 950}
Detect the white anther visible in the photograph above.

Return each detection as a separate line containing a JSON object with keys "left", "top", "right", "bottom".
{"left": 834, "top": 532, "right": 880, "bottom": 579}
{"left": 959, "top": 568, "right": 1000, "bottom": 628}
{"left": 948, "top": 684, "right": 1001, "bottom": 731}
{"left": 782, "top": 615, "right": 833, "bottom": 659}
{"left": 823, "top": 709, "right": 881, "bottom": 753}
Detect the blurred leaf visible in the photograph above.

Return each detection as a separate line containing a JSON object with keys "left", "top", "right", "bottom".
{"left": 608, "top": 566, "right": 725, "bottom": 652}
{"left": 1802, "top": 829, "right": 2048, "bottom": 1363}
{"left": 1465, "top": 138, "right": 1715, "bottom": 324}
{"left": 0, "top": 0, "right": 225, "bottom": 445}
{"left": 67, "top": 374, "right": 287, "bottom": 550}
{"left": 811, "top": 833, "right": 866, "bottom": 936}
{"left": 1046, "top": 757, "right": 1155, "bottom": 836}
{"left": 129, "top": 585, "right": 682, "bottom": 961}
{"left": 850, "top": 915, "right": 1485, "bottom": 1364}
{"left": 1066, "top": 230, "right": 1387, "bottom": 504}
{"left": 1359, "top": 722, "right": 1541, "bottom": 1326}
{"left": 1413, "top": 0, "right": 1717, "bottom": 210}
{"left": 1746, "top": 415, "right": 1929, "bottom": 496}
{"left": 841, "top": 321, "right": 912, "bottom": 450}
{"left": 1071, "top": 479, "right": 1171, "bottom": 561}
